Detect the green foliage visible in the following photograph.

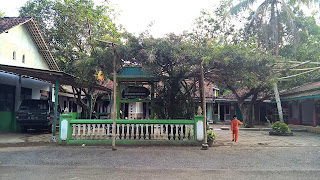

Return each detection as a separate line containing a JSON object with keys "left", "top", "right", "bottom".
{"left": 19, "top": 0, "right": 122, "bottom": 76}
{"left": 207, "top": 129, "right": 216, "bottom": 141}
{"left": 0, "top": 10, "right": 5, "bottom": 17}
{"left": 272, "top": 121, "right": 291, "bottom": 133}
{"left": 19, "top": 0, "right": 123, "bottom": 118}
{"left": 123, "top": 34, "right": 199, "bottom": 119}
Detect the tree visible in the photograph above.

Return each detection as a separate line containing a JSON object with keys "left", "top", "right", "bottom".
{"left": 19, "top": 0, "right": 122, "bottom": 118}
{"left": 205, "top": 43, "right": 282, "bottom": 127}
{"left": 0, "top": 10, "right": 5, "bottom": 17}
{"left": 230, "top": 0, "right": 319, "bottom": 56}
{"left": 121, "top": 33, "right": 199, "bottom": 119}
{"left": 278, "top": 8, "right": 320, "bottom": 89}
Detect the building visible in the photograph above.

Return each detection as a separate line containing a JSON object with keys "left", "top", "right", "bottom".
{"left": 0, "top": 17, "right": 60, "bottom": 132}
{"left": 280, "top": 81, "right": 320, "bottom": 126}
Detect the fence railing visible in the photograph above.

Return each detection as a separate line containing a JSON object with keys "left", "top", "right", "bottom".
{"left": 59, "top": 115, "right": 204, "bottom": 145}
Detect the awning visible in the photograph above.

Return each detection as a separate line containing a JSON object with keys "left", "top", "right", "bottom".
{"left": 0, "top": 64, "right": 111, "bottom": 92}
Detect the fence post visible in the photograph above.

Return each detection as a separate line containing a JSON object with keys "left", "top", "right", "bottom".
{"left": 59, "top": 114, "right": 73, "bottom": 144}
{"left": 195, "top": 115, "right": 204, "bottom": 141}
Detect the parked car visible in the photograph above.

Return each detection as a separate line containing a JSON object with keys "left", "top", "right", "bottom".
{"left": 16, "top": 99, "right": 60, "bottom": 133}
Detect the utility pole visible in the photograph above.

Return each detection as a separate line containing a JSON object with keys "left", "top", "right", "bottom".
{"left": 112, "top": 44, "right": 117, "bottom": 151}
{"left": 97, "top": 39, "right": 118, "bottom": 151}
{"left": 201, "top": 61, "right": 208, "bottom": 150}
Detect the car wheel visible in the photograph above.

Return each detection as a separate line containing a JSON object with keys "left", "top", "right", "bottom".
{"left": 20, "top": 126, "right": 27, "bottom": 133}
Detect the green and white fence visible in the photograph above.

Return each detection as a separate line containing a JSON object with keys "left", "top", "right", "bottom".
{"left": 59, "top": 114, "right": 205, "bottom": 145}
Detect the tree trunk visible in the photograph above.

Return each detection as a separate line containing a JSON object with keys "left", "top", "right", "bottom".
{"left": 238, "top": 103, "right": 253, "bottom": 128}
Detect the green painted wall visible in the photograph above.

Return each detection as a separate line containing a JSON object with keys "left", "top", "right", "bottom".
{"left": 0, "top": 111, "right": 17, "bottom": 132}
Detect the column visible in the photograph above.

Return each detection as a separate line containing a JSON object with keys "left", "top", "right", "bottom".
{"left": 14, "top": 75, "right": 21, "bottom": 111}
{"left": 217, "top": 102, "right": 221, "bottom": 122}
{"left": 53, "top": 77, "right": 59, "bottom": 138}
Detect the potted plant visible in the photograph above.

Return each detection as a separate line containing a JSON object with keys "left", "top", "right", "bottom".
{"left": 269, "top": 121, "right": 293, "bottom": 136}
{"left": 207, "top": 129, "right": 216, "bottom": 147}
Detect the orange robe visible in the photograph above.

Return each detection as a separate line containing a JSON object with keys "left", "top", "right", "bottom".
{"left": 231, "top": 119, "right": 243, "bottom": 142}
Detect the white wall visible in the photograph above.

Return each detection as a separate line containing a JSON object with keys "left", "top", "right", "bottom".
{"left": 0, "top": 24, "right": 49, "bottom": 70}
{"left": 0, "top": 71, "right": 51, "bottom": 100}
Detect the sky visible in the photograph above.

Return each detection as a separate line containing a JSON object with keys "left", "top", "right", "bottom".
{"left": 1, "top": 0, "right": 318, "bottom": 37}
{"left": 1, "top": 0, "right": 218, "bottom": 38}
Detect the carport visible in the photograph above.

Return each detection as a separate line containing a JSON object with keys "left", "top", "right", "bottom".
{"left": 0, "top": 64, "right": 111, "bottom": 140}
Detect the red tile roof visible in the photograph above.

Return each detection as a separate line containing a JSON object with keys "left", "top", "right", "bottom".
{"left": 0, "top": 17, "right": 32, "bottom": 34}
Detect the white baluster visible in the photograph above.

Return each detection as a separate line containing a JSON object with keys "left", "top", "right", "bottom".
{"left": 77, "top": 124, "right": 81, "bottom": 137}
{"left": 189, "top": 125, "right": 194, "bottom": 140}
{"left": 165, "top": 124, "right": 168, "bottom": 140}
{"left": 102, "top": 124, "right": 105, "bottom": 138}
{"left": 160, "top": 125, "right": 164, "bottom": 139}
{"left": 154, "top": 124, "right": 158, "bottom": 139}
{"left": 120, "top": 124, "right": 124, "bottom": 139}
{"left": 180, "top": 125, "right": 183, "bottom": 140}
{"left": 135, "top": 124, "right": 139, "bottom": 139}
{"left": 140, "top": 124, "right": 143, "bottom": 139}
{"left": 116, "top": 124, "right": 120, "bottom": 139}
{"left": 150, "top": 124, "right": 154, "bottom": 139}
{"left": 145, "top": 124, "right": 149, "bottom": 139}
{"left": 107, "top": 124, "right": 110, "bottom": 137}
{"left": 92, "top": 124, "right": 96, "bottom": 139}
{"left": 87, "top": 124, "right": 91, "bottom": 139}
{"left": 127, "top": 124, "right": 130, "bottom": 139}
{"left": 170, "top": 125, "right": 174, "bottom": 140}
{"left": 97, "top": 124, "right": 100, "bottom": 136}
{"left": 82, "top": 124, "right": 86, "bottom": 139}
{"left": 72, "top": 124, "right": 76, "bottom": 137}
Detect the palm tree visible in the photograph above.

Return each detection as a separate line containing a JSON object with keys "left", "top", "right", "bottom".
{"left": 230, "top": 0, "right": 319, "bottom": 56}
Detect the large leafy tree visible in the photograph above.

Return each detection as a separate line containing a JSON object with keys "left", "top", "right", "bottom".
{"left": 206, "top": 43, "right": 282, "bottom": 127}
{"left": 121, "top": 33, "right": 200, "bottom": 119}
{"left": 19, "top": 0, "right": 122, "bottom": 117}
{"left": 230, "top": 0, "right": 319, "bottom": 56}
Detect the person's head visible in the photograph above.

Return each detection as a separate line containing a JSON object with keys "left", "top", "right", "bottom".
{"left": 233, "top": 115, "right": 237, "bottom": 119}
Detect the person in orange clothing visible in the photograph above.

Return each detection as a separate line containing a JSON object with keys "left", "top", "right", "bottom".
{"left": 231, "top": 115, "right": 243, "bottom": 142}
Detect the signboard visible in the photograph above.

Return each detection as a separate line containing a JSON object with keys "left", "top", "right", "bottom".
{"left": 122, "top": 86, "right": 150, "bottom": 99}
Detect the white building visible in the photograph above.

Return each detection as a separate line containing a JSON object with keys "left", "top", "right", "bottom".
{"left": 0, "top": 17, "right": 60, "bottom": 132}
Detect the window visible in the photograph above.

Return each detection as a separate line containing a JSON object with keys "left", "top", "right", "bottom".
{"left": 13, "top": 51, "right": 16, "bottom": 60}
{"left": 22, "top": 55, "right": 25, "bottom": 63}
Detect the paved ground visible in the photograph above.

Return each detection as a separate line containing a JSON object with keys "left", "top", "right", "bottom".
{"left": 0, "top": 124, "right": 319, "bottom": 147}
{"left": 1, "top": 125, "right": 320, "bottom": 179}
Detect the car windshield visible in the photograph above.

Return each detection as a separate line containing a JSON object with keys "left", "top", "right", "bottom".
{"left": 19, "top": 100, "right": 48, "bottom": 110}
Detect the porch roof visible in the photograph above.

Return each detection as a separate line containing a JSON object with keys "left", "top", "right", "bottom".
{"left": 0, "top": 64, "right": 111, "bottom": 92}
{"left": 116, "top": 67, "right": 157, "bottom": 82}
{"left": 280, "top": 81, "right": 320, "bottom": 101}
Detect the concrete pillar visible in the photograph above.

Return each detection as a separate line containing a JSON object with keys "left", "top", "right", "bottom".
{"left": 14, "top": 76, "right": 21, "bottom": 111}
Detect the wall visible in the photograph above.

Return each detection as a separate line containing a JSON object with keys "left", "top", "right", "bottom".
{"left": 288, "top": 101, "right": 300, "bottom": 125}
{"left": 300, "top": 99, "right": 314, "bottom": 126}
{"left": 0, "top": 24, "right": 49, "bottom": 70}
{"left": 0, "top": 72, "right": 51, "bottom": 132}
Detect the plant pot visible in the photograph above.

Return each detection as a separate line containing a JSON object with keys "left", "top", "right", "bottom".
{"left": 269, "top": 131, "right": 293, "bottom": 136}
{"left": 208, "top": 140, "right": 214, "bottom": 147}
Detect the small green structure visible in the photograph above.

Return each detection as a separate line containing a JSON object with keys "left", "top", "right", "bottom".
{"left": 113, "top": 67, "right": 158, "bottom": 119}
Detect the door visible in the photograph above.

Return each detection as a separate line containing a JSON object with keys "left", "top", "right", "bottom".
{"left": 220, "top": 105, "right": 225, "bottom": 120}
{"left": 124, "top": 103, "right": 129, "bottom": 119}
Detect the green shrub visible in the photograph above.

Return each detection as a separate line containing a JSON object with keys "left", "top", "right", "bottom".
{"left": 271, "top": 122, "right": 291, "bottom": 133}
